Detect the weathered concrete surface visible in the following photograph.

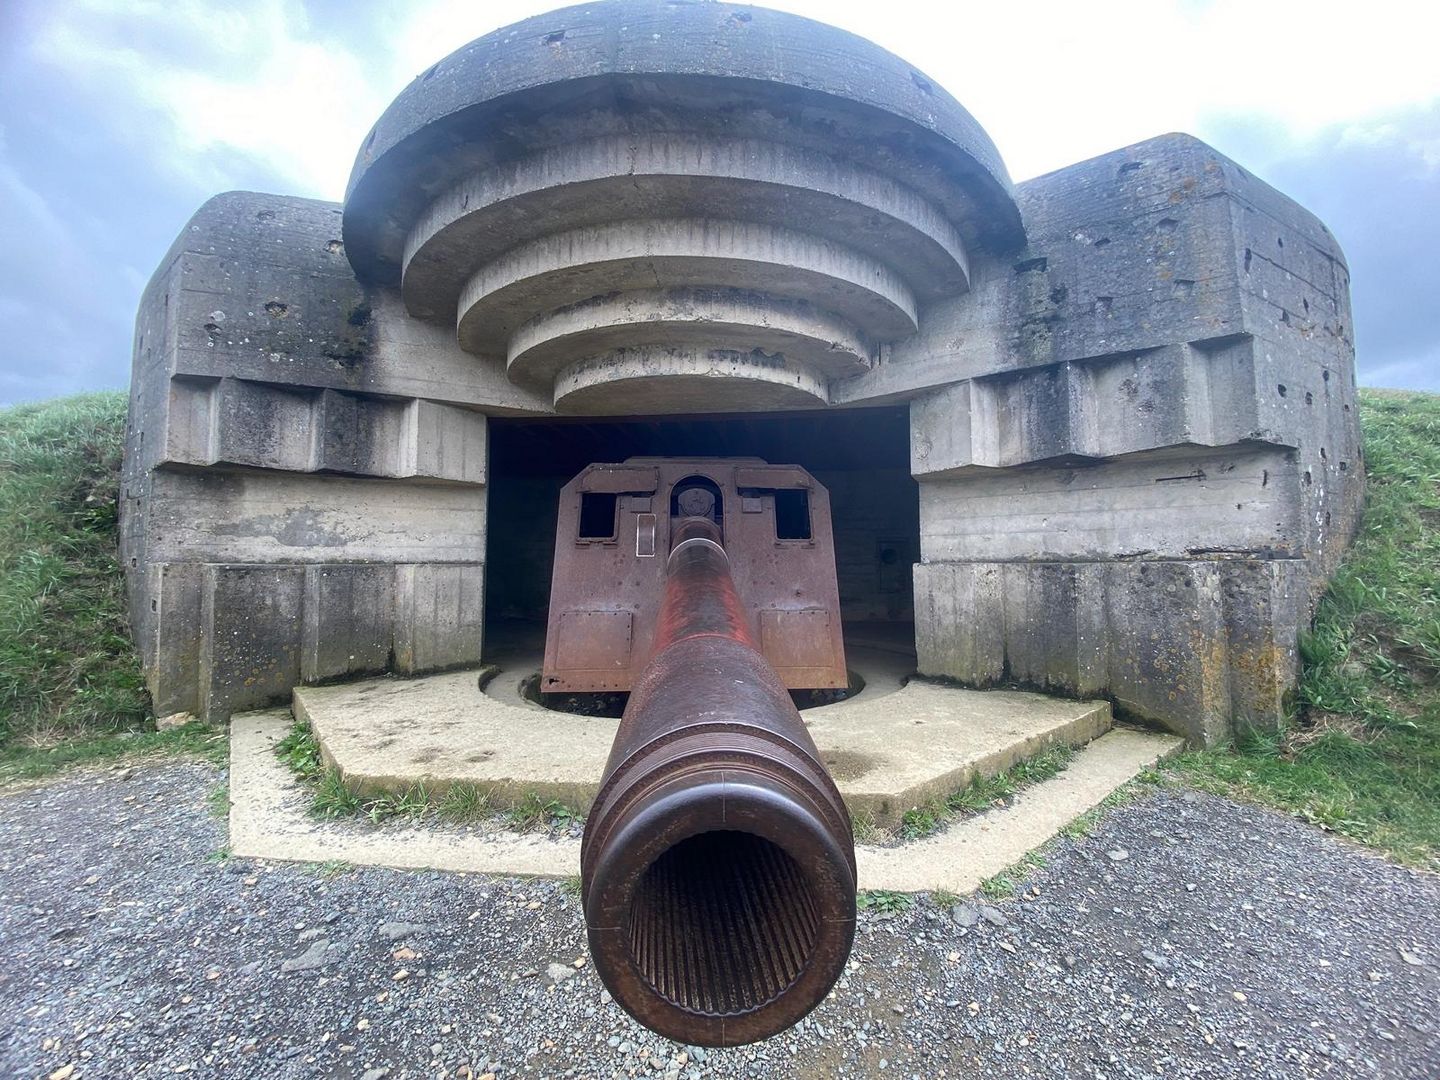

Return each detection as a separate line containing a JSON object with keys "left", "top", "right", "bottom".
{"left": 123, "top": 1, "right": 1362, "bottom": 740}
{"left": 805, "top": 683, "right": 1111, "bottom": 824}
{"left": 904, "top": 134, "right": 1360, "bottom": 743}
{"left": 120, "top": 194, "right": 510, "bottom": 722}
{"left": 229, "top": 709, "right": 578, "bottom": 876}
{"left": 298, "top": 656, "right": 1112, "bottom": 828}
{"left": 855, "top": 727, "right": 1184, "bottom": 893}
{"left": 231, "top": 709, "right": 1176, "bottom": 895}
{"left": 342, "top": 1, "right": 1021, "bottom": 281}
{"left": 914, "top": 558, "right": 1304, "bottom": 746}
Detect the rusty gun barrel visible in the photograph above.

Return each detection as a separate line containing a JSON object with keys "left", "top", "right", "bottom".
{"left": 580, "top": 517, "right": 857, "bottom": 1046}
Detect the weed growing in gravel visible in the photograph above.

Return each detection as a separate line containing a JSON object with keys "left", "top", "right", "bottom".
{"left": 980, "top": 851, "right": 1047, "bottom": 899}
{"left": 305, "top": 859, "right": 354, "bottom": 878}
{"left": 1169, "top": 390, "right": 1440, "bottom": 868}
{"left": 929, "top": 888, "right": 960, "bottom": 908}
{"left": 857, "top": 890, "right": 912, "bottom": 914}
{"left": 506, "top": 792, "right": 581, "bottom": 831}
{"left": 897, "top": 745, "right": 1075, "bottom": 841}
{"left": 560, "top": 875, "right": 583, "bottom": 898}
{"left": 207, "top": 783, "right": 230, "bottom": 819}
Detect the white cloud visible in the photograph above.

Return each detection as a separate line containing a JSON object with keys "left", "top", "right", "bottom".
{"left": 26, "top": 0, "right": 1440, "bottom": 193}
{"left": 29, "top": 0, "right": 383, "bottom": 197}
{"left": 752, "top": 0, "right": 1440, "bottom": 180}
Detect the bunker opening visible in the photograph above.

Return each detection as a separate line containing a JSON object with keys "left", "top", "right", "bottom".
{"left": 627, "top": 830, "right": 819, "bottom": 1016}
{"left": 485, "top": 406, "right": 919, "bottom": 703}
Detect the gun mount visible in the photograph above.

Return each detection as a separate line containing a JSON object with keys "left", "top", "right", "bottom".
{"left": 550, "top": 460, "right": 857, "bottom": 1045}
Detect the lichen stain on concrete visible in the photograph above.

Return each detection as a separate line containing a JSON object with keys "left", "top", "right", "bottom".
{"left": 211, "top": 509, "right": 350, "bottom": 548}
{"left": 822, "top": 749, "right": 881, "bottom": 782}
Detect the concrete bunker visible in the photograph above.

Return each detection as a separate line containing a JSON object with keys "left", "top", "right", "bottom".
{"left": 120, "top": 0, "right": 1362, "bottom": 746}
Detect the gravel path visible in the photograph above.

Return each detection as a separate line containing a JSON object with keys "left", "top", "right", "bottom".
{"left": 1, "top": 760, "right": 1436, "bottom": 1080}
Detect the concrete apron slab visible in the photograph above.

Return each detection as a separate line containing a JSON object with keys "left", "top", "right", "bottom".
{"left": 230, "top": 710, "right": 1182, "bottom": 893}
{"left": 297, "top": 652, "right": 1113, "bottom": 828}
{"left": 856, "top": 727, "right": 1185, "bottom": 893}
{"left": 230, "top": 709, "right": 577, "bottom": 877}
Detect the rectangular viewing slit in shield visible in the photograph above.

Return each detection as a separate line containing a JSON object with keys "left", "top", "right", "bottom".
{"left": 636, "top": 513, "right": 657, "bottom": 557}
{"left": 578, "top": 491, "right": 619, "bottom": 541}
{"left": 774, "top": 488, "right": 812, "bottom": 540}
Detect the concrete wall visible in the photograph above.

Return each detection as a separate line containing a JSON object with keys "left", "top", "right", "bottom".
{"left": 122, "top": 5, "right": 1361, "bottom": 738}
{"left": 904, "top": 135, "right": 1360, "bottom": 743}
{"left": 121, "top": 193, "right": 513, "bottom": 721}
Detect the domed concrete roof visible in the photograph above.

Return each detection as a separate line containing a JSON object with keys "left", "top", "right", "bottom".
{"left": 341, "top": 1, "right": 1024, "bottom": 414}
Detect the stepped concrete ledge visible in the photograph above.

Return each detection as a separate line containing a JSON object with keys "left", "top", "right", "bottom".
{"left": 295, "top": 649, "right": 1112, "bottom": 827}
{"left": 229, "top": 711, "right": 1182, "bottom": 892}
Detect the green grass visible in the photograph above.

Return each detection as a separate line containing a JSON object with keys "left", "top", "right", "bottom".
{"left": 0, "top": 721, "right": 226, "bottom": 783}
{"left": 857, "top": 889, "right": 912, "bottom": 914}
{"left": 438, "top": 781, "right": 490, "bottom": 821}
{"left": 274, "top": 719, "right": 325, "bottom": 782}
{"left": 506, "top": 791, "right": 580, "bottom": 831}
{"left": 0, "top": 393, "right": 150, "bottom": 756}
{"left": 897, "top": 745, "right": 1076, "bottom": 841}
{"left": 276, "top": 718, "right": 574, "bottom": 829}
{"left": 980, "top": 851, "right": 1047, "bottom": 900}
{"left": 312, "top": 767, "right": 364, "bottom": 818}
{"left": 1170, "top": 389, "right": 1440, "bottom": 868}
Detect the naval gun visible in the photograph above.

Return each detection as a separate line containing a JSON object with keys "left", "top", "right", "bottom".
{"left": 543, "top": 459, "right": 857, "bottom": 1046}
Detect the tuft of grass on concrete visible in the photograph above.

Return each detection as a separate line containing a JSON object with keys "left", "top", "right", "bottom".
{"left": 274, "top": 719, "right": 325, "bottom": 782}
{"left": 897, "top": 744, "right": 1075, "bottom": 841}
{"left": 1169, "top": 389, "right": 1440, "bottom": 868}
{"left": 276, "top": 718, "right": 574, "bottom": 829}
{"left": 505, "top": 792, "right": 580, "bottom": 832}
{"left": 0, "top": 393, "right": 152, "bottom": 774}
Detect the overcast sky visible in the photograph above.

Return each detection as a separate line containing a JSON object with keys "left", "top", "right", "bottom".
{"left": 2, "top": 0, "right": 1436, "bottom": 405}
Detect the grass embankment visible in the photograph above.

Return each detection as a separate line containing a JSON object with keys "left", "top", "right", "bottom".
{"left": 1171, "top": 389, "right": 1440, "bottom": 868}
{"left": 0, "top": 394, "right": 220, "bottom": 781}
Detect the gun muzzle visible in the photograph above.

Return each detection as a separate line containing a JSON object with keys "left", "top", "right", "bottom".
{"left": 580, "top": 517, "right": 857, "bottom": 1046}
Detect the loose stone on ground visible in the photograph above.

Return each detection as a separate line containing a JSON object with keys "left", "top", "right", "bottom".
{"left": 1, "top": 762, "right": 1436, "bottom": 1079}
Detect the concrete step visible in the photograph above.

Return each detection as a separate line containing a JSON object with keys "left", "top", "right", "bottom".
{"left": 855, "top": 727, "right": 1184, "bottom": 892}
{"left": 295, "top": 646, "right": 1112, "bottom": 827}
{"left": 229, "top": 712, "right": 1183, "bottom": 892}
